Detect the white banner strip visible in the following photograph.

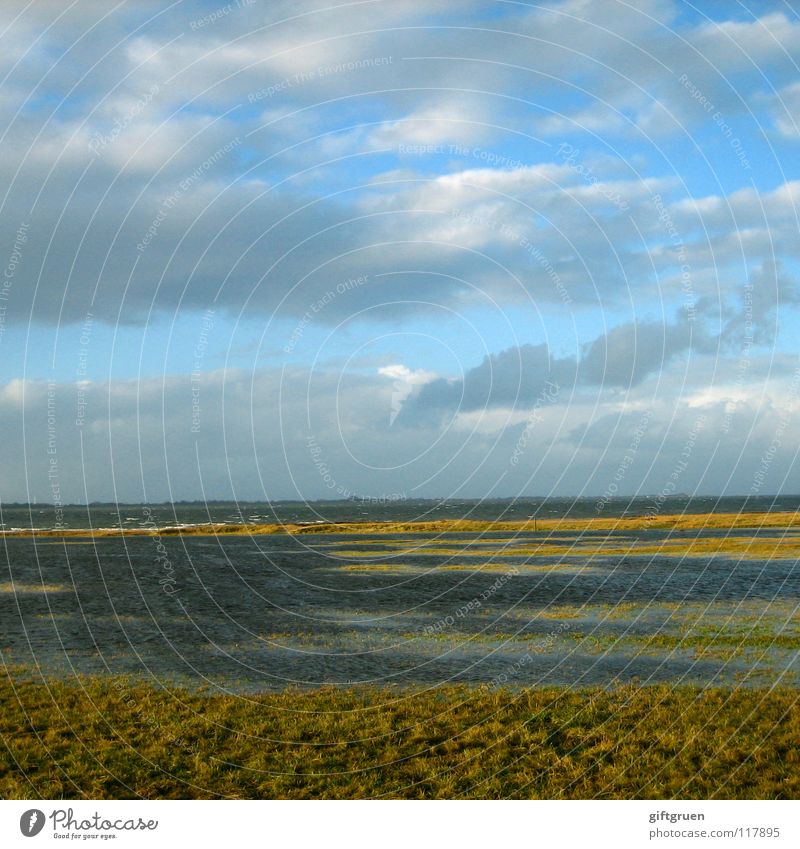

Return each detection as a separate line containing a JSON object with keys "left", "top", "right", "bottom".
{"left": 2, "top": 800, "right": 797, "bottom": 848}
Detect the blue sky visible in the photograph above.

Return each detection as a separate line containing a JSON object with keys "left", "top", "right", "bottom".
{"left": 1, "top": 0, "right": 799, "bottom": 503}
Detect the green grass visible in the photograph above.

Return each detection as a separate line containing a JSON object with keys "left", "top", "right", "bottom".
{"left": 325, "top": 535, "right": 800, "bottom": 561}
{"left": 530, "top": 599, "right": 800, "bottom": 623}
{"left": 1, "top": 674, "right": 798, "bottom": 799}
{"left": 563, "top": 629, "right": 800, "bottom": 660}
{"left": 403, "top": 623, "right": 800, "bottom": 667}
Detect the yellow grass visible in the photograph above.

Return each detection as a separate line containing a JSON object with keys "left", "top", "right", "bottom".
{"left": 5, "top": 510, "right": 800, "bottom": 538}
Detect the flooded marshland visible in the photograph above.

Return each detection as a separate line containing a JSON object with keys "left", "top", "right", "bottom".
{"left": 3, "top": 524, "right": 798, "bottom": 692}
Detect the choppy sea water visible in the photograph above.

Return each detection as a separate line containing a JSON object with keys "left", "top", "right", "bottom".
{"left": 2, "top": 521, "right": 798, "bottom": 692}
{"left": 2, "top": 495, "right": 799, "bottom": 531}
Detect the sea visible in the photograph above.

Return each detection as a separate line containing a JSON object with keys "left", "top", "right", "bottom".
{"left": 1, "top": 494, "right": 798, "bottom": 531}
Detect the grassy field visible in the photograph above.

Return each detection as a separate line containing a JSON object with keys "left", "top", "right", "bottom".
{"left": 1, "top": 674, "right": 798, "bottom": 799}
{"left": 4, "top": 510, "right": 800, "bottom": 538}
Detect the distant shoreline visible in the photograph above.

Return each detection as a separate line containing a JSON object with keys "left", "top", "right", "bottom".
{"left": 1, "top": 494, "right": 794, "bottom": 508}
{"left": 3, "top": 510, "right": 800, "bottom": 537}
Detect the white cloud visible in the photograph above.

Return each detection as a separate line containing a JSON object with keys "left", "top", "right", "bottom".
{"left": 3, "top": 351, "right": 800, "bottom": 502}
{"left": 769, "top": 80, "right": 800, "bottom": 138}
{"left": 378, "top": 363, "right": 438, "bottom": 425}
{"left": 368, "top": 99, "right": 497, "bottom": 149}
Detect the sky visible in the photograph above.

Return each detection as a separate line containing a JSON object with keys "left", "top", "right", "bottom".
{"left": 0, "top": 0, "right": 799, "bottom": 504}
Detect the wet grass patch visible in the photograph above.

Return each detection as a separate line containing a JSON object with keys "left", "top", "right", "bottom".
{"left": 0, "top": 582, "right": 71, "bottom": 594}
